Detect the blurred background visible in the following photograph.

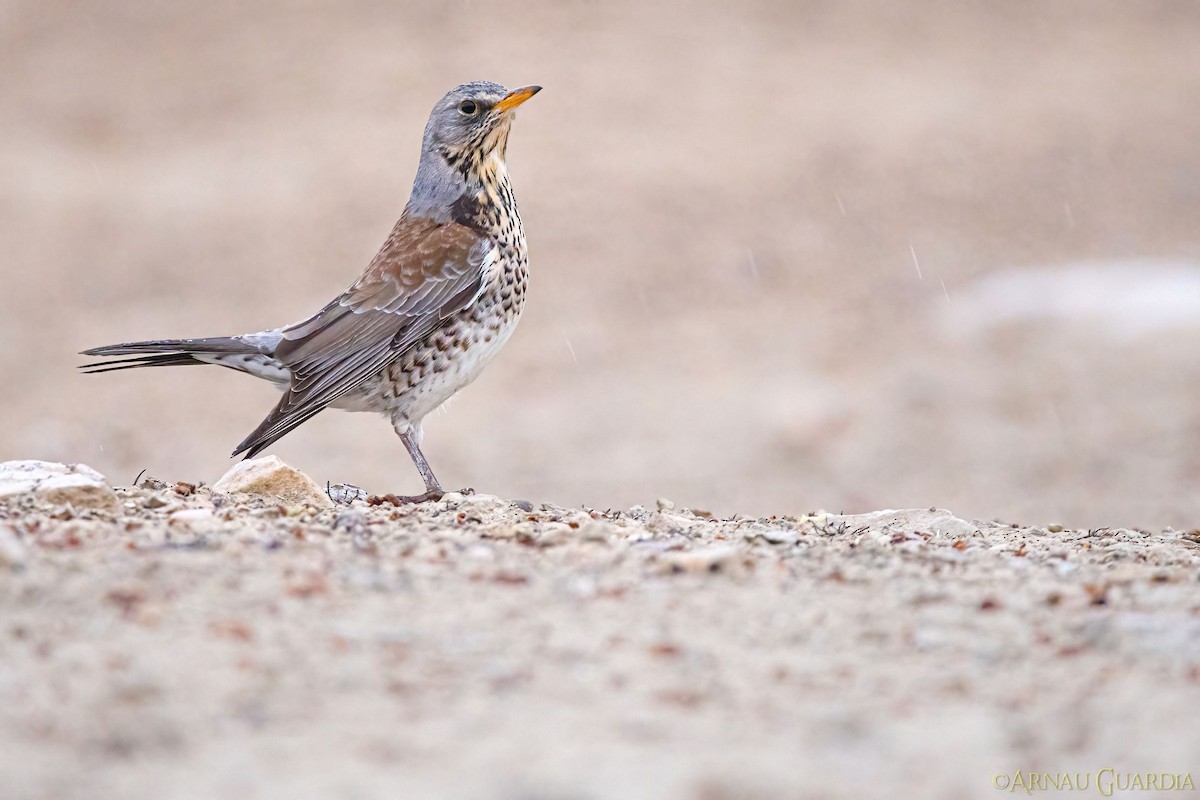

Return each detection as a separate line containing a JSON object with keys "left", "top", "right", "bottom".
{"left": 2, "top": 0, "right": 1199, "bottom": 528}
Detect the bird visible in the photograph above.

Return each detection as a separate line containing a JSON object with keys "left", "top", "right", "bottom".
{"left": 80, "top": 81, "right": 542, "bottom": 503}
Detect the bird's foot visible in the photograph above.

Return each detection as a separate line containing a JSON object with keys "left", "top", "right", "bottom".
{"left": 367, "top": 489, "right": 445, "bottom": 507}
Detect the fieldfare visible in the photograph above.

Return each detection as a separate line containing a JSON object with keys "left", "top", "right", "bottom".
{"left": 81, "top": 81, "right": 542, "bottom": 503}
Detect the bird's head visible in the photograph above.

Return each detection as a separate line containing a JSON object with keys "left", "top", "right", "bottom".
{"left": 408, "top": 81, "right": 540, "bottom": 221}
{"left": 422, "top": 81, "right": 541, "bottom": 171}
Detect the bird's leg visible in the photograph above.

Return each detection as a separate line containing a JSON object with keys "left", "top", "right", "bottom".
{"left": 400, "top": 430, "right": 444, "bottom": 500}
{"left": 368, "top": 429, "right": 445, "bottom": 506}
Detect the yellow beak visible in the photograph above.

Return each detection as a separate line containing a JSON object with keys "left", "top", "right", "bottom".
{"left": 494, "top": 85, "right": 542, "bottom": 113}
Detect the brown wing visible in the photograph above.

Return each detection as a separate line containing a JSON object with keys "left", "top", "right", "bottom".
{"left": 232, "top": 216, "right": 493, "bottom": 458}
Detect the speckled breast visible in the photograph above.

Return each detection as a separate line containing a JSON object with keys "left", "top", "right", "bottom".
{"left": 378, "top": 243, "right": 528, "bottom": 425}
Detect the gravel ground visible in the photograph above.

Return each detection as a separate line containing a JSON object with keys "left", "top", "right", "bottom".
{"left": 2, "top": 476, "right": 1198, "bottom": 799}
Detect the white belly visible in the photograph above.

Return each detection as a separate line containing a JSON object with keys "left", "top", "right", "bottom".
{"left": 373, "top": 301, "right": 522, "bottom": 430}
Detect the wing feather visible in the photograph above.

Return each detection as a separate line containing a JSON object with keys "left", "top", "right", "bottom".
{"left": 233, "top": 217, "right": 493, "bottom": 458}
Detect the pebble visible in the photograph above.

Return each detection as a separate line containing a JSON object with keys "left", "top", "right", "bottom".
{"left": 829, "top": 508, "right": 981, "bottom": 538}
{"left": 445, "top": 493, "right": 509, "bottom": 519}
{"left": 742, "top": 525, "right": 799, "bottom": 545}
{"left": 169, "top": 509, "right": 216, "bottom": 529}
{"left": 333, "top": 509, "right": 368, "bottom": 533}
{"left": 578, "top": 519, "right": 617, "bottom": 542}
{"left": 327, "top": 483, "right": 368, "bottom": 505}
{"left": 212, "top": 456, "right": 333, "bottom": 509}
{"left": 0, "top": 461, "right": 119, "bottom": 512}
{"left": 658, "top": 544, "right": 742, "bottom": 574}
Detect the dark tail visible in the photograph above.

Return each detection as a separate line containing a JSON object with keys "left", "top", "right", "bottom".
{"left": 79, "top": 337, "right": 262, "bottom": 374}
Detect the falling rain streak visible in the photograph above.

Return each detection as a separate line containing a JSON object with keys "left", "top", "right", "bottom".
{"left": 743, "top": 249, "right": 759, "bottom": 281}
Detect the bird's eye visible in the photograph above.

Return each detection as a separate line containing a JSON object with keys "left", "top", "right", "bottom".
{"left": 458, "top": 100, "right": 479, "bottom": 116}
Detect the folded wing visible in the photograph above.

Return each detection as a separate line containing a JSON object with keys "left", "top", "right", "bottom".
{"left": 233, "top": 217, "right": 493, "bottom": 458}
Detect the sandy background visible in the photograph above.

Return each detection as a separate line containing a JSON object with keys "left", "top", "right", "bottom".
{"left": 3, "top": 3, "right": 1200, "bottom": 525}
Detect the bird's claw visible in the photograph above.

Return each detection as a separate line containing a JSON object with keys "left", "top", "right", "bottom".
{"left": 366, "top": 489, "right": 445, "bottom": 507}
{"left": 364, "top": 486, "right": 477, "bottom": 506}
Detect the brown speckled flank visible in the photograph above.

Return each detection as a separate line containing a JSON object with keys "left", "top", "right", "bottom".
{"left": 81, "top": 82, "right": 541, "bottom": 502}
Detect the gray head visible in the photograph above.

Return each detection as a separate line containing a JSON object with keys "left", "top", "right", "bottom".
{"left": 407, "top": 81, "right": 542, "bottom": 219}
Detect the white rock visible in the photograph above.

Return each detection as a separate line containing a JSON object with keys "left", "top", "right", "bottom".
{"left": 0, "top": 479, "right": 37, "bottom": 500}
{"left": 445, "top": 492, "right": 509, "bottom": 518}
{"left": 828, "top": 508, "right": 980, "bottom": 538}
{"left": 212, "top": 456, "right": 333, "bottom": 509}
{"left": 0, "top": 460, "right": 119, "bottom": 512}
{"left": 742, "top": 525, "right": 800, "bottom": 545}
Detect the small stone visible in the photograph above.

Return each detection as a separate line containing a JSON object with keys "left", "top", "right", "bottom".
{"left": 333, "top": 509, "right": 367, "bottom": 533}
{"left": 658, "top": 545, "right": 742, "bottom": 574}
{"left": 443, "top": 492, "right": 508, "bottom": 519}
{"left": 828, "top": 508, "right": 979, "bottom": 538}
{"left": 169, "top": 508, "right": 215, "bottom": 528}
{"left": 578, "top": 519, "right": 617, "bottom": 542}
{"left": 37, "top": 474, "right": 120, "bottom": 512}
{"left": 656, "top": 497, "right": 676, "bottom": 512}
{"left": 0, "top": 461, "right": 119, "bottom": 512}
{"left": 327, "top": 483, "right": 367, "bottom": 505}
{"left": 742, "top": 526, "right": 799, "bottom": 545}
{"left": 1048, "top": 524, "right": 1064, "bottom": 533}
{"left": 212, "top": 456, "right": 333, "bottom": 509}
{"left": 534, "top": 523, "right": 574, "bottom": 546}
